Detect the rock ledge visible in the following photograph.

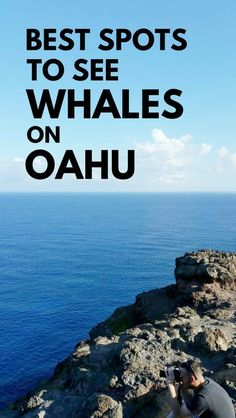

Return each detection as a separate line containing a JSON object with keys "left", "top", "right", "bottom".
{"left": 2, "top": 250, "right": 236, "bottom": 418}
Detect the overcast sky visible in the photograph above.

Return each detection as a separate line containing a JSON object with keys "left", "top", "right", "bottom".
{"left": 1, "top": 0, "right": 236, "bottom": 192}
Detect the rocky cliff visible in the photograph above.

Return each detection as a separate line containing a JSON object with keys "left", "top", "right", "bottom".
{"left": 2, "top": 250, "right": 236, "bottom": 418}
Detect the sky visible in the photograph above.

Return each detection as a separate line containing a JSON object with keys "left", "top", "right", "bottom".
{"left": 0, "top": 0, "right": 236, "bottom": 192}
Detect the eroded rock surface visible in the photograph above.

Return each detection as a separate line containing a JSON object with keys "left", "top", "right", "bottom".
{"left": 2, "top": 250, "right": 236, "bottom": 418}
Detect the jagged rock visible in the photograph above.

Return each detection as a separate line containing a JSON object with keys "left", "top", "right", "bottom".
{"left": 20, "top": 391, "right": 47, "bottom": 414}
{"left": 195, "top": 328, "right": 230, "bottom": 353}
{"left": 175, "top": 249, "right": 236, "bottom": 291}
{"left": 2, "top": 250, "right": 236, "bottom": 418}
{"left": 82, "top": 394, "right": 123, "bottom": 418}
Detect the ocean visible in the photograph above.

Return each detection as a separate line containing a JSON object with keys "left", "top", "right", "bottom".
{"left": 0, "top": 192, "right": 235, "bottom": 409}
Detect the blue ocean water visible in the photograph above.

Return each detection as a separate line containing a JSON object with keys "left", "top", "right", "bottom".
{"left": 0, "top": 192, "right": 235, "bottom": 409}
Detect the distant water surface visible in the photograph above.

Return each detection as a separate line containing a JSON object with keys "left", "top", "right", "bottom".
{"left": 0, "top": 193, "right": 235, "bottom": 408}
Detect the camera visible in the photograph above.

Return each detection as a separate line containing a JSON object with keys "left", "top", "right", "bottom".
{"left": 160, "top": 368, "right": 181, "bottom": 383}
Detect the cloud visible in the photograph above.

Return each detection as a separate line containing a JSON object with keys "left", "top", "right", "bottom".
{"left": 216, "top": 146, "right": 228, "bottom": 158}
{"left": 135, "top": 128, "right": 236, "bottom": 189}
{"left": 136, "top": 129, "right": 193, "bottom": 183}
{"left": 159, "top": 172, "right": 185, "bottom": 183}
{"left": 216, "top": 146, "right": 236, "bottom": 168}
{"left": 13, "top": 157, "right": 24, "bottom": 163}
{"left": 34, "top": 157, "right": 46, "bottom": 167}
{"left": 200, "top": 143, "right": 212, "bottom": 155}
{"left": 1, "top": 132, "right": 236, "bottom": 192}
{"left": 0, "top": 157, "right": 26, "bottom": 187}
{"left": 137, "top": 128, "right": 191, "bottom": 160}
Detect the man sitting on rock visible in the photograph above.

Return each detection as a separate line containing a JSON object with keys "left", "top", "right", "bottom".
{"left": 166, "top": 359, "right": 235, "bottom": 418}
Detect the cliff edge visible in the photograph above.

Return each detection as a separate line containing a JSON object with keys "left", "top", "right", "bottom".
{"left": 2, "top": 250, "right": 236, "bottom": 418}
